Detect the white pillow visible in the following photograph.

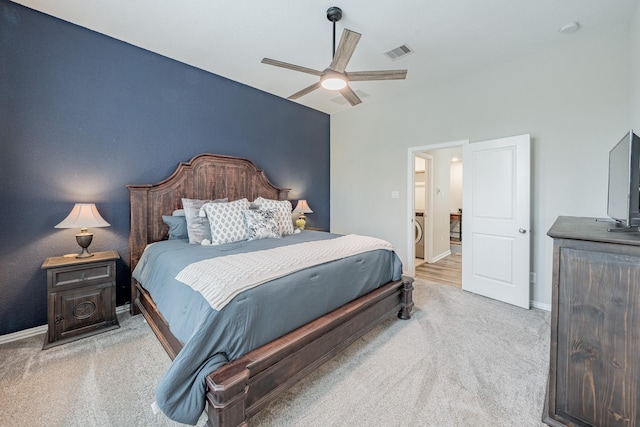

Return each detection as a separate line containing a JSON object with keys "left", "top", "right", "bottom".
{"left": 202, "top": 198, "right": 250, "bottom": 245}
{"left": 243, "top": 208, "right": 281, "bottom": 241}
{"left": 253, "top": 197, "right": 295, "bottom": 236}
{"left": 181, "top": 198, "right": 227, "bottom": 244}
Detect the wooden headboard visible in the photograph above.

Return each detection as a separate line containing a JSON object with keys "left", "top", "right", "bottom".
{"left": 126, "top": 153, "right": 290, "bottom": 294}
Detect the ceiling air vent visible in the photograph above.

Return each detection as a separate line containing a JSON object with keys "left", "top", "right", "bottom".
{"left": 384, "top": 44, "right": 414, "bottom": 61}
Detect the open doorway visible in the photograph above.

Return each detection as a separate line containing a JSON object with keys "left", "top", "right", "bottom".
{"left": 408, "top": 135, "right": 531, "bottom": 306}
{"left": 407, "top": 140, "right": 468, "bottom": 285}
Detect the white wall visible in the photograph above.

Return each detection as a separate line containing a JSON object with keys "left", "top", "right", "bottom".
{"left": 450, "top": 161, "right": 463, "bottom": 214}
{"left": 331, "top": 27, "right": 628, "bottom": 307}
{"left": 429, "top": 149, "right": 452, "bottom": 259}
{"left": 631, "top": 2, "right": 640, "bottom": 129}
{"left": 414, "top": 179, "right": 425, "bottom": 211}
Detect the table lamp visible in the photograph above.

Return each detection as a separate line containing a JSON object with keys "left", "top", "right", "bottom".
{"left": 292, "top": 200, "right": 313, "bottom": 229}
{"left": 55, "top": 203, "right": 110, "bottom": 258}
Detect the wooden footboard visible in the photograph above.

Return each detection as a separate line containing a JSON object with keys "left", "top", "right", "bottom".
{"left": 203, "top": 276, "right": 414, "bottom": 427}
{"left": 133, "top": 276, "right": 414, "bottom": 427}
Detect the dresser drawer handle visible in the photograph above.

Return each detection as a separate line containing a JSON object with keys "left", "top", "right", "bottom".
{"left": 80, "top": 273, "right": 87, "bottom": 281}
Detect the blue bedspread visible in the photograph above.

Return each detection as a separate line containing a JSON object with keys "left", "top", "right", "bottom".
{"left": 133, "top": 231, "right": 402, "bottom": 425}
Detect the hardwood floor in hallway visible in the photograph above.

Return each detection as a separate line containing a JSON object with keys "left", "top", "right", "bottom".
{"left": 415, "top": 248, "right": 462, "bottom": 288}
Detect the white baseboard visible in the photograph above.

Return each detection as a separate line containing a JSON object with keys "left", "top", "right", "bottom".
{"left": 0, "top": 324, "right": 48, "bottom": 346}
{"left": 0, "top": 304, "right": 130, "bottom": 346}
{"left": 430, "top": 250, "right": 451, "bottom": 263}
{"left": 530, "top": 300, "right": 551, "bottom": 311}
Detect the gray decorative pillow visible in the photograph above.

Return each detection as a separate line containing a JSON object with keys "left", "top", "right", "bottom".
{"left": 202, "top": 198, "right": 250, "bottom": 245}
{"left": 253, "top": 197, "right": 295, "bottom": 236}
{"left": 181, "top": 198, "right": 227, "bottom": 244}
{"left": 243, "top": 209, "right": 281, "bottom": 241}
{"left": 162, "top": 215, "right": 188, "bottom": 240}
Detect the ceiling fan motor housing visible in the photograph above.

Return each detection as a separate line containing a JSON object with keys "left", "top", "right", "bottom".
{"left": 327, "top": 7, "right": 342, "bottom": 22}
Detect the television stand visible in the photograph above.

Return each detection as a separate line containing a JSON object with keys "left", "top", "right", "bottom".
{"left": 594, "top": 218, "right": 640, "bottom": 232}
{"left": 606, "top": 224, "right": 640, "bottom": 233}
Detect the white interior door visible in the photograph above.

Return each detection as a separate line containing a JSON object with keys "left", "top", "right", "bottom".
{"left": 462, "top": 134, "right": 530, "bottom": 308}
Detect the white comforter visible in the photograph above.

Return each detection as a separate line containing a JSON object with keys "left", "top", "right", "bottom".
{"left": 175, "top": 234, "right": 393, "bottom": 310}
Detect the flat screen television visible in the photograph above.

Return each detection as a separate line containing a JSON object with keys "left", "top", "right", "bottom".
{"left": 607, "top": 130, "right": 640, "bottom": 230}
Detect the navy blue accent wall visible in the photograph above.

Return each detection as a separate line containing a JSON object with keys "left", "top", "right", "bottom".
{"left": 0, "top": 2, "right": 330, "bottom": 336}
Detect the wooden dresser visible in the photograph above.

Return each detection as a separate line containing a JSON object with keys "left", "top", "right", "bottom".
{"left": 545, "top": 216, "right": 640, "bottom": 427}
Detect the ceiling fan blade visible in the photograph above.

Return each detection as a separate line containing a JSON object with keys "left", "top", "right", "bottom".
{"left": 261, "top": 58, "right": 322, "bottom": 76}
{"left": 329, "top": 29, "right": 361, "bottom": 73}
{"left": 347, "top": 70, "right": 408, "bottom": 81}
{"left": 288, "top": 82, "right": 322, "bottom": 100}
{"left": 340, "top": 85, "right": 362, "bottom": 106}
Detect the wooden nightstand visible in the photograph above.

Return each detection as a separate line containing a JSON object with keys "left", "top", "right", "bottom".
{"left": 41, "top": 250, "right": 120, "bottom": 349}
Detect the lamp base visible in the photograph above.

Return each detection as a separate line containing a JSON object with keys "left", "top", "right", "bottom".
{"left": 76, "top": 248, "right": 95, "bottom": 258}
{"left": 295, "top": 218, "right": 307, "bottom": 229}
{"left": 76, "top": 232, "right": 95, "bottom": 258}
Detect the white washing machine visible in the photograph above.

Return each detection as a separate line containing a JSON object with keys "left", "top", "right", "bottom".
{"left": 415, "top": 212, "right": 424, "bottom": 259}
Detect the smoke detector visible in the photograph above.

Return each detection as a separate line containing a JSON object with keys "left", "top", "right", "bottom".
{"left": 559, "top": 22, "right": 579, "bottom": 34}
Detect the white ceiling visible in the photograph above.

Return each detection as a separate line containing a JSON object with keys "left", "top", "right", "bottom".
{"left": 11, "top": 0, "right": 639, "bottom": 114}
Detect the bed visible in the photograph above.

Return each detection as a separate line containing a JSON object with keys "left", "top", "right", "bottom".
{"left": 127, "top": 153, "right": 414, "bottom": 426}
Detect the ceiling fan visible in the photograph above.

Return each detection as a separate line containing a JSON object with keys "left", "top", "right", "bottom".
{"left": 261, "top": 6, "right": 408, "bottom": 106}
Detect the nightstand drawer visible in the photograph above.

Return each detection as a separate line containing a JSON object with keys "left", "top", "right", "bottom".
{"left": 51, "top": 261, "right": 115, "bottom": 288}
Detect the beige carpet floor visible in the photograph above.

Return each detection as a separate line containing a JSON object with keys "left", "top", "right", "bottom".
{"left": 0, "top": 279, "right": 550, "bottom": 427}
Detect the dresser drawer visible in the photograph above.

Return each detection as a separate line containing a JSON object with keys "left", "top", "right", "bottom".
{"left": 50, "top": 261, "right": 115, "bottom": 288}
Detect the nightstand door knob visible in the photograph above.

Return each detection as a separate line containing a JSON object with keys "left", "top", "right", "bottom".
{"left": 54, "top": 315, "right": 64, "bottom": 324}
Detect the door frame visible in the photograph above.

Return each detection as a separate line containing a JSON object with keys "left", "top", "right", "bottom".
{"left": 406, "top": 139, "right": 469, "bottom": 277}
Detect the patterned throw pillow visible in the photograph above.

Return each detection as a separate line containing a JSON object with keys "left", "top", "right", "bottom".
{"left": 182, "top": 198, "right": 227, "bottom": 244}
{"left": 253, "top": 197, "right": 295, "bottom": 236}
{"left": 202, "top": 198, "right": 250, "bottom": 245}
{"left": 243, "top": 209, "right": 281, "bottom": 241}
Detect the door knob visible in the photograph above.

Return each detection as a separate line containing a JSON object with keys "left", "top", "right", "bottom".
{"left": 519, "top": 228, "right": 527, "bottom": 234}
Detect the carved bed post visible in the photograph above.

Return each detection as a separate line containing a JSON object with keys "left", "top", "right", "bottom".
{"left": 205, "top": 365, "right": 250, "bottom": 427}
{"left": 398, "top": 276, "right": 415, "bottom": 320}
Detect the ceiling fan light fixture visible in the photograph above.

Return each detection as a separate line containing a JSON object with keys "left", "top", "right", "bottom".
{"left": 321, "top": 77, "right": 347, "bottom": 90}
{"left": 321, "top": 70, "right": 347, "bottom": 90}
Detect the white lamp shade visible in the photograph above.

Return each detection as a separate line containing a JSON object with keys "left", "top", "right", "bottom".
{"left": 55, "top": 203, "right": 110, "bottom": 229}
{"left": 292, "top": 200, "right": 313, "bottom": 214}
